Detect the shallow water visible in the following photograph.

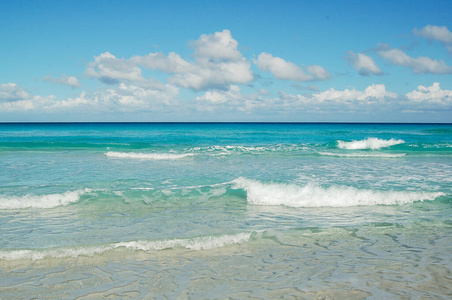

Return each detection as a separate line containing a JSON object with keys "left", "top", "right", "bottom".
{"left": 0, "top": 123, "right": 451, "bottom": 298}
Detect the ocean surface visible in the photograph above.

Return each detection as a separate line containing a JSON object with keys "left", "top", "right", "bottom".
{"left": 0, "top": 123, "right": 451, "bottom": 299}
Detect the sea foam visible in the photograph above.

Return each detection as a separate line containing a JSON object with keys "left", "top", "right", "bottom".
{"left": 189, "top": 144, "right": 307, "bottom": 156}
{"left": 0, "top": 233, "right": 252, "bottom": 261}
{"left": 337, "top": 138, "right": 404, "bottom": 150}
{"left": 233, "top": 178, "right": 443, "bottom": 207}
{"left": 0, "top": 190, "right": 83, "bottom": 210}
{"left": 105, "top": 151, "right": 194, "bottom": 160}
{"left": 319, "top": 152, "right": 406, "bottom": 158}
{"left": 115, "top": 233, "right": 251, "bottom": 251}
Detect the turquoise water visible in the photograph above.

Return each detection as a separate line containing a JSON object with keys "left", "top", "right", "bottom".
{"left": 0, "top": 123, "right": 451, "bottom": 299}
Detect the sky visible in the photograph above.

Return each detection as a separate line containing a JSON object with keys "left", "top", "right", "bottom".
{"left": 0, "top": 0, "right": 451, "bottom": 122}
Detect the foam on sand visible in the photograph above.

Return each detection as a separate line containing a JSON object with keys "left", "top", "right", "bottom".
{"left": 233, "top": 177, "right": 443, "bottom": 207}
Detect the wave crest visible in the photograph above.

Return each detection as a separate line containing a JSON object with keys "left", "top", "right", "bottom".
{"left": 0, "top": 190, "right": 83, "bottom": 210}
{"left": 115, "top": 233, "right": 251, "bottom": 251}
{"left": 337, "top": 138, "right": 404, "bottom": 150}
{"left": 0, "top": 233, "right": 252, "bottom": 261}
{"left": 233, "top": 178, "right": 443, "bottom": 207}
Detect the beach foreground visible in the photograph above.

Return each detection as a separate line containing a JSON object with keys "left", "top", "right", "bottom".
{"left": 0, "top": 123, "right": 451, "bottom": 298}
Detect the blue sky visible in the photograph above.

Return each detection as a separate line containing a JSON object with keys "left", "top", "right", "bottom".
{"left": 1, "top": 0, "right": 451, "bottom": 122}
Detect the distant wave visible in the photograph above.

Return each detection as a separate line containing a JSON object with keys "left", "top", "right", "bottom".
{"left": 0, "top": 233, "right": 251, "bottom": 261}
{"left": 318, "top": 152, "right": 406, "bottom": 158}
{"left": 189, "top": 144, "right": 306, "bottom": 156}
{"left": 105, "top": 151, "right": 194, "bottom": 160}
{"left": 233, "top": 177, "right": 443, "bottom": 207}
{"left": 0, "top": 190, "right": 83, "bottom": 210}
{"left": 337, "top": 138, "right": 405, "bottom": 150}
{"left": 409, "top": 143, "right": 452, "bottom": 149}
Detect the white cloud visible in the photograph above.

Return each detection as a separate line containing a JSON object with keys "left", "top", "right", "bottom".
{"left": 192, "top": 29, "right": 242, "bottom": 61}
{"left": 42, "top": 83, "right": 179, "bottom": 113}
{"left": 255, "top": 52, "right": 330, "bottom": 81}
{"left": 130, "top": 52, "right": 194, "bottom": 74}
{"left": 194, "top": 83, "right": 400, "bottom": 113}
{"left": 0, "top": 83, "right": 31, "bottom": 102}
{"left": 43, "top": 75, "right": 81, "bottom": 88}
{"left": 167, "top": 58, "right": 253, "bottom": 91}
{"left": 0, "top": 82, "right": 179, "bottom": 113}
{"left": 270, "top": 84, "right": 401, "bottom": 115}
{"left": 345, "top": 51, "right": 383, "bottom": 76}
{"left": 196, "top": 85, "right": 242, "bottom": 103}
{"left": 406, "top": 82, "right": 452, "bottom": 104}
{"left": 110, "top": 82, "right": 179, "bottom": 109}
{"left": 128, "top": 30, "right": 253, "bottom": 91}
{"left": 414, "top": 25, "right": 452, "bottom": 44}
{"left": 413, "top": 25, "right": 452, "bottom": 55}
{"left": 379, "top": 48, "right": 452, "bottom": 74}
{"left": 306, "top": 65, "right": 331, "bottom": 80}
{"left": 169, "top": 29, "right": 253, "bottom": 90}
{"left": 4, "top": 79, "right": 451, "bottom": 118}
{"left": 311, "top": 84, "right": 397, "bottom": 103}
{"left": 272, "top": 83, "right": 451, "bottom": 114}
{"left": 0, "top": 95, "right": 56, "bottom": 112}
{"left": 194, "top": 86, "right": 270, "bottom": 112}
{"left": 85, "top": 52, "right": 144, "bottom": 84}
{"left": 52, "top": 82, "right": 179, "bottom": 112}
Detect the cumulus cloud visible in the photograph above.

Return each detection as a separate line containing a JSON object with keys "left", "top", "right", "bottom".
{"left": 194, "top": 82, "right": 452, "bottom": 114}
{"left": 255, "top": 52, "right": 330, "bottom": 81}
{"left": 406, "top": 82, "right": 452, "bottom": 104}
{"left": 192, "top": 29, "right": 243, "bottom": 61}
{"left": 4, "top": 79, "right": 451, "bottom": 117}
{"left": 43, "top": 75, "right": 81, "bottom": 88}
{"left": 168, "top": 59, "right": 253, "bottom": 91}
{"left": 413, "top": 25, "right": 452, "bottom": 54}
{"left": 194, "top": 85, "right": 271, "bottom": 112}
{"left": 196, "top": 85, "right": 242, "bottom": 104}
{"left": 166, "top": 29, "right": 253, "bottom": 90}
{"left": 130, "top": 52, "right": 194, "bottom": 74}
{"left": 269, "top": 84, "right": 400, "bottom": 114}
{"left": 0, "top": 95, "right": 56, "bottom": 112}
{"left": 128, "top": 30, "right": 253, "bottom": 91}
{"left": 193, "top": 83, "right": 402, "bottom": 114}
{"left": 305, "top": 65, "right": 331, "bottom": 80}
{"left": 0, "top": 82, "right": 179, "bottom": 113}
{"left": 86, "top": 30, "right": 334, "bottom": 93}
{"left": 310, "top": 84, "right": 397, "bottom": 103}
{"left": 414, "top": 25, "right": 452, "bottom": 44}
{"left": 272, "top": 82, "right": 451, "bottom": 115}
{"left": 345, "top": 51, "right": 383, "bottom": 76}
{"left": 47, "top": 83, "right": 179, "bottom": 112}
{"left": 0, "top": 83, "right": 56, "bottom": 112}
{"left": 379, "top": 48, "right": 452, "bottom": 74}
{"left": 85, "top": 52, "right": 144, "bottom": 84}
{"left": 0, "top": 83, "right": 31, "bottom": 102}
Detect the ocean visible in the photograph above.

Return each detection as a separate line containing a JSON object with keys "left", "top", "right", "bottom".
{"left": 0, "top": 123, "right": 451, "bottom": 299}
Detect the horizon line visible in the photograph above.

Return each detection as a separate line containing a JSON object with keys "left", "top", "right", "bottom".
{"left": 1, "top": 122, "right": 451, "bottom": 125}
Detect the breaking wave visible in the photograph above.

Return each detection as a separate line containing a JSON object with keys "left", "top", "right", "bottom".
{"left": 233, "top": 178, "right": 444, "bottom": 207}
{"left": 105, "top": 151, "right": 194, "bottom": 160}
{"left": 0, "top": 233, "right": 252, "bottom": 261}
{"left": 0, "top": 190, "right": 83, "bottom": 210}
{"left": 337, "top": 138, "right": 405, "bottom": 150}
